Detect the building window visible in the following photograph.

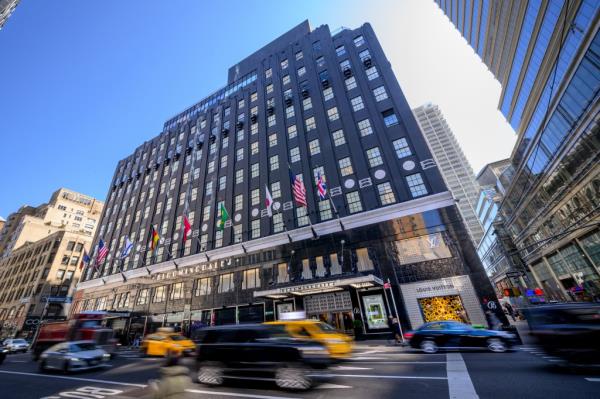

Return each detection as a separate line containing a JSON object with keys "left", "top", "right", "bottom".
{"left": 366, "top": 147, "right": 383, "bottom": 167}
{"left": 345, "top": 76, "right": 357, "bottom": 91}
{"left": 327, "top": 107, "right": 339, "bottom": 121}
{"left": 346, "top": 191, "right": 363, "bottom": 213}
{"left": 202, "top": 205, "right": 211, "bottom": 222}
{"left": 305, "top": 117, "right": 316, "bottom": 131}
{"left": 353, "top": 35, "right": 365, "bottom": 47}
{"left": 382, "top": 109, "right": 399, "bottom": 126}
{"left": 238, "top": 99, "right": 245, "bottom": 109}
{"left": 366, "top": 66, "right": 379, "bottom": 80}
{"left": 251, "top": 219, "right": 260, "bottom": 238}
{"left": 136, "top": 289, "right": 148, "bottom": 305}
{"left": 218, "top": 273, "right": 234, "bottom": 293}
{"left": 351, "top": 96, "right": 364, "bottom": 111}
{"left": 318, "top": 200, "right": 332, "bottom": 220}
{"left": 170, "top": 282, "right": 183, "bottom": 300}
{"left": 268, "top": 133, "right": 278, "bottom": 147}
{"left": 236, "top": 148, "right": 244, "bottom": 162}
{"left": 277, "top": 263, "right": 289, "bottom": 283}
{"left": 359, "top": 49, "right": 370, "bottom": 61}
{"left": 356, "top": 248, "right": 374, "bottom": 271}
{"left": 393, "top": 138, "right": 412, "bottom": 158}
{"left": 251, "top": 188, "right": 260, "bottom": 206}
{"left": 373, "top": 86, "right": 388, "bottom": 102}
{"left": 222, "top": 136, "right": 229, "bottom": 149}
{"left": 270, "top": 155, "right": 279, "bottom": 171}
{"left": 377, "top": 182, "right": 396, "bottom": 205}
{"left": 265, "top": 68, "right": 272, "bottom": 79}
{"left": 339, "top": 157, "right": 353, "bottom": 176}
{"left": 280, "top": 58, "right": 288, "bottom": 69}
{"left": 296, "top": 207, "right": 309, "bottom": 226}
{"left": 406, "top": 173, "right": 428, "bottom": 197}
{"left": 233, "top": 224, "right": 243, "bottom": 243}
{"left": 153, "top": 286, "right": 166, "bottom": 303}
{"left": 234, "top": 194, "right": 244, "bottom": 212}
{"left": 251, "top": 92, "right": 258, "bottom": 102}
{"left": 340, "top": 59, "right": 351, "bottom": 71}
{"left": 335, "top": 45, "right": 346, "bottom": 57}
{"left": 251, "top": 141, "right": 259, "bottom": 155}
{"left": 195, "top": 277, "right": 211, "bottom": 296}
{"left": 235, "top": 169, "right": 244, "bottom": 184}
{"left": 316, "top": 56, "right": 325, "bottom": 68}
{"left": 357, "top": 118, "right": 373, "bottom": 136}
{"left": 251, "top": 163, "right": 259, "bottom": 178}
{"left": 243, "top": 268, "right": 260, "bottom": 290}
{"left": 208, "top": 160, "right": 215, "bottom": 173}
{"left": 286, "top": 105, "right": 295, "bottom": 119}
{"left": 219, "top": 176, "right": 227, "bottom": 191}
{"left": 267, "top": 114, "right": 276, "bottom": 127}
{"left": 215, "top": 230, "right": 223, "bottom": 248}
{"left": 273, "top": 213, "right": 284, "bottom": 232}
{"left": 56, "top": 269, "right": 65, "bottom": 279}
{"left": 287, "top": 124, "right": 297, "bottom": 139}
{"left": 221, "top": 155, "right": 228, "bottom": 169}
{"left": 302, "top": 97, "right": 312, "bottom": 111}
{"left": 237, "top": 129, "right": 244, "bottom": 142}
{"left": 271, "top": 181, "right": 281, "bottom": 198}
{"left": 312, "top": 40, "right": 321, "bottom": 51}
{"left": 200, "top": 234, "right": 208, "bottom": 251}
{"left": 297, "top": 66, "right": 306, "bottom": 77}
{"left": 309, "top": 139, "right": 321, "bottom": 155}
{"left": 323, "top": 87, "right": 334, "bottom": 101}
{"left": 290, "top": 147, "right": 301, "bottom": 163}
{"left": 332, "top": 129, "right": 345, "bottom": 146}
{"left": 295, "top": 50, "right": 303, "bottom": 60}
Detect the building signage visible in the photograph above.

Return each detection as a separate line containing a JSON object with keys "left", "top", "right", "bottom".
{"left": 415, "top": 283, "right": 455, "bottom": 293}
{"left": 277, "top": 281, "right": 337, "bottom": 294}
{"left": 153, "top": 259, "right": 232, "bottom": 280}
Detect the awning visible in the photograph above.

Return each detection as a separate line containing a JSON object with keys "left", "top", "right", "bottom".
{"left": 254, "top": 274, "right": 383, "bottom": 299}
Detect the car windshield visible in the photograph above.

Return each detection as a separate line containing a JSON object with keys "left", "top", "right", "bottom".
{"left": 71, "top": 343, "right": 97, "bottom": 352}
{"left": 13, "top": 339, "right": 27, "bottom": 344}
{"left": 316, "top": 322, "right": 337, "bottom": 332}
{"left": 168, "top": 335, "right": 188, "bottom": 341}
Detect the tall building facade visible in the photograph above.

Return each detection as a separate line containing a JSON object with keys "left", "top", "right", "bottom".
{"left": 0, "top": 0, "right": 19, "bottom": 30}
{"left": 437, "top": 1, "right": 600, "bottom": 301}
{"left": 0, "top": 189, "right": 103, "bottom": 338}
{"left": 76, "top": 21, "right": 504, "bottom": 338}
{"left": 414, "top": 103, "right": 484, "bottom": 245}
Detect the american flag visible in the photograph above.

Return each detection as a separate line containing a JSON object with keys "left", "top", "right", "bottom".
{"left": 96, "top": 239, "right": 109, "bottom": 265}
{"left": 317, "top": 172, "right": 327, "bottom": 200}
{"left": 289, "top": 169, "right": 307, "bottom": 207}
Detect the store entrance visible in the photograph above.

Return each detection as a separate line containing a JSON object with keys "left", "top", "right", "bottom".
{"left": 313, "top": 311, "right": 354, "bottom": 335}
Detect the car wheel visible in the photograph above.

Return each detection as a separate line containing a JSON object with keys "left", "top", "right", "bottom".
{"left": 197, "top": 361, "right": 224, "bottom": 386}
{"left": 39, "top": 360, "right": 47, "bottom": 373}
{"left": 275, "top": 364, "right": 312, "bottom": 390}
{"left": 420, "top": 340, "right": 438, "bottom": 354}
{"left": 487, "top": 338, "right": 507, "bottom": 353}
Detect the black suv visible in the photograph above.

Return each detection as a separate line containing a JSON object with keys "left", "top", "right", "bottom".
{"left": 192, "top": 324, "right": 331, "bottom": 390}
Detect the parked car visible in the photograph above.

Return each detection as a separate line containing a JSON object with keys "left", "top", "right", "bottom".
{"left": 141, "top": 328, "right": 196, "bottom": 357}
{"left": 266, "top": 319, "right": 353, "bottom": 359}
{"left": 407, "top": 321, "right": 518, "bottom": 353}
{"left": 523, "top": 303, "right": 600, "bottom": 365}
{"left": 39, "top": 340, "right": 111, "bottom": 373}
{"left": 193, "top": 324, "right": 331, "bottom": 390}
{"left": 2, "top": 338, "right": 29, "bottom": 353}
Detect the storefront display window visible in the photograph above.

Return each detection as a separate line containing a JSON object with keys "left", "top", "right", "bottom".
{"left": 395, "top": 232, "right": 452, "bottom": 265}
{"left": 418, "top": 295, "right": 468, "bottom": 323}
{"left": 362, "top": 294, "right": 388, "bottom": 329}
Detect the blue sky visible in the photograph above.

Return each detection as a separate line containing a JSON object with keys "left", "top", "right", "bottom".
{"left": 0, "top": 0, "right": 515, "bottom": 217}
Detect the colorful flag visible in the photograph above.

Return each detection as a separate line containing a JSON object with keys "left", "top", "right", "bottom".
{"left": 120, "top": 236, "right": 133, "bottom": 259}
{"left": 217, "top": 203, "right": 229, "bottom": 231}
{"left": 265, "top": 185, "right": 274, "bottom": 217}
{"left": 183, "top": 215, "right": 192, "bottom": 243}
{"left": 289, "top": 168, "right": 307, "bottom": 207}
{"left": 96, "top": 239, "right": 108, "bottom": 265}
{"left": 80, "top": 250, "right": 91, "bottom": 270}
{"left": 150, "top": 225, "right": 160, "bottom": 252}
{"left": 317, "top": 172, "right": 327, "bottom": 200}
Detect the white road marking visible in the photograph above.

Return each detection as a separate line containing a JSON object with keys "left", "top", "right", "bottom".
{"left": 350, "top": 361, "right": 446, "bottom": 364}
{"left": 309, "top": 373, "right": 447, "bottom": 380}
{"left": 351, "top": 356, "right": 387, "bottom": 360}
{"left": 332, "top": 366, "right": 372, "bottom": 370}
{"left": 0, "top": 370, "right": 147, "bottom": 387}
{"left": 186, "top": 389, "right": 296, "bottom": 399}
{"left": 585, "top": 378, "right": 600, "bottom": 382}
{"left": 446, "top": 353, "right": 479, "bottom": 399}
{"left": 316, "top": 383, "right": 352, "bottom": 389}
{"left": 8, "top": 360, "right": 27, "bottom": 363}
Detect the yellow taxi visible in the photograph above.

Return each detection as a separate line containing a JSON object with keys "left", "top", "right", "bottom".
{"left": 266, "top": 319, "right": 353, "bottom": 359}
{"left": 141, "top": 328, "right": 196, "bottom": 357}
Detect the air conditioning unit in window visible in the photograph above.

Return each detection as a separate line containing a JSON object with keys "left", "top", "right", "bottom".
{"left": 250, "top": 115, "right": 257, "bottom": 123}
{"left": 301, "top": 89, "right": 309, "bottom": 98}
{"left": 186, "top": 147, "right": 192, "bottom": 155}
{"left": 174, "top": 153, "right": 181, "bottom": 161}
{"left": 363, "top": 58, "right": 372, "bottom": 68}
{"left": 237, "top": 121, "right": 244, "bottom": 129}
{"left": 222, "top": 128, "right": 229, "bottom": 136}
{"left": 285, "top": 97, "right": 293, "bottom": 106}
{"left": 343, "top": 68, "right": 352, "bottom": 77}
{"left": 321, "top": 79, "right": 330, "bottom": 88}
{"left": 267, "top": 106, "right": 275, "bottom": 116}
{"left": 209, "top": 135, "right": 216, "bottom": 143}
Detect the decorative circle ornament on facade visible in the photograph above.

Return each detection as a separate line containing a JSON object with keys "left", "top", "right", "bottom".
{"left": 234, "top": 214, "right": 242, "bottom": 222}
{"left": 402, "top": 160, "right": 416, "bottom": 171}
{"left": 374, "top": 169, "right": 386, "bottom": 180}
{"left": 273, "top": 201, "right": 281, "bottom": 211}
{"left": 251, "top": 208, "right": 259, "bottom": 217}
{"left": 201, "top": 223, "right": 208, "bottom": 232}
{"left": 344, "top": 179, "right": 355, "bottom": 189}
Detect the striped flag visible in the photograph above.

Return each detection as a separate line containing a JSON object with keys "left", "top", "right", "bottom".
{"left": 96, "top": 239, "right": 108, "bottom": 265}
{"left": 183, "top": 215, "right": 191, "bottom": 244}
{"left": 289, "top": 169, "right": 307, "bottom": 207}
{"left": 150, "top": 225, "right": 160, "bottom": 252}
{"left": 317, "top": 172, "right": 327, "bottom": 200}
{"left": 80, "top": 250, "right": 91, "bottom": 271}
{"left": 119, "top": 236, "right": 133, "bottom": 259}
{"left": 265, "top": 185, "right": 274, "bottom": 217}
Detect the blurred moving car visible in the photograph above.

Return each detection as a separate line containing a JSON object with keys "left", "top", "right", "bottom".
{"left": 193, "top": 324, "right": 331, "bottom": 390}
{"left": 39, "top": 340, "right": 110, "bottom": 373}
{"left": 141, "top": 328, "right": 196, "bottom": 357}
{"left": 2, "top": 338, "right": 29, "bottom": 353}
{"left": 0, "top": 345, "right": 8, "bottom": 365}
{"left": 407, "top": 321, "right": 518, "bottom": 353}
{"left": 266, "top": 319, "right": 353, "bottom": 359}
{"left": 523, "top": 303, "right": 600, "bottom": 365}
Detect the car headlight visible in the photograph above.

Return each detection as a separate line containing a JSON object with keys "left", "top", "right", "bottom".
{"left": 70, "top": 357, "right": 81, "bottom": 362}
{"left": 40, "top": 353, "right": 48, "bottom": 359}
{"left": 324, "top": 338, "right": 344, "bottom": 344}
{"left": 102, "top": 353, "right": 111, "bottom": 359}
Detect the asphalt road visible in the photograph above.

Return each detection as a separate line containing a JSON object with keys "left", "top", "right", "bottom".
{"left": 0, "top": 344, "right": 599, "bottom": 399}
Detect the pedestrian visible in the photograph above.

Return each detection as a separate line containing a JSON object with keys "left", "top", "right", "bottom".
{"left": 392, "top": 317, "right": 402, "bottom": 344}
{"left": 387, "top": 316, "right": 396, "bottom": 345}
{"left": 149, "top": 355, "right": 191, "bottom": 399}
{"left": 485, "top": 310, "right": 502, "bottom": 330}
{"left": 504, "top": 303, "right": 516, "bottom": 322}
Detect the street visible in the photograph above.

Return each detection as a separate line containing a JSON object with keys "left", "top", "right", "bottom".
{"left": 1, "top": 344, "right": 599, "bottom": 399}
